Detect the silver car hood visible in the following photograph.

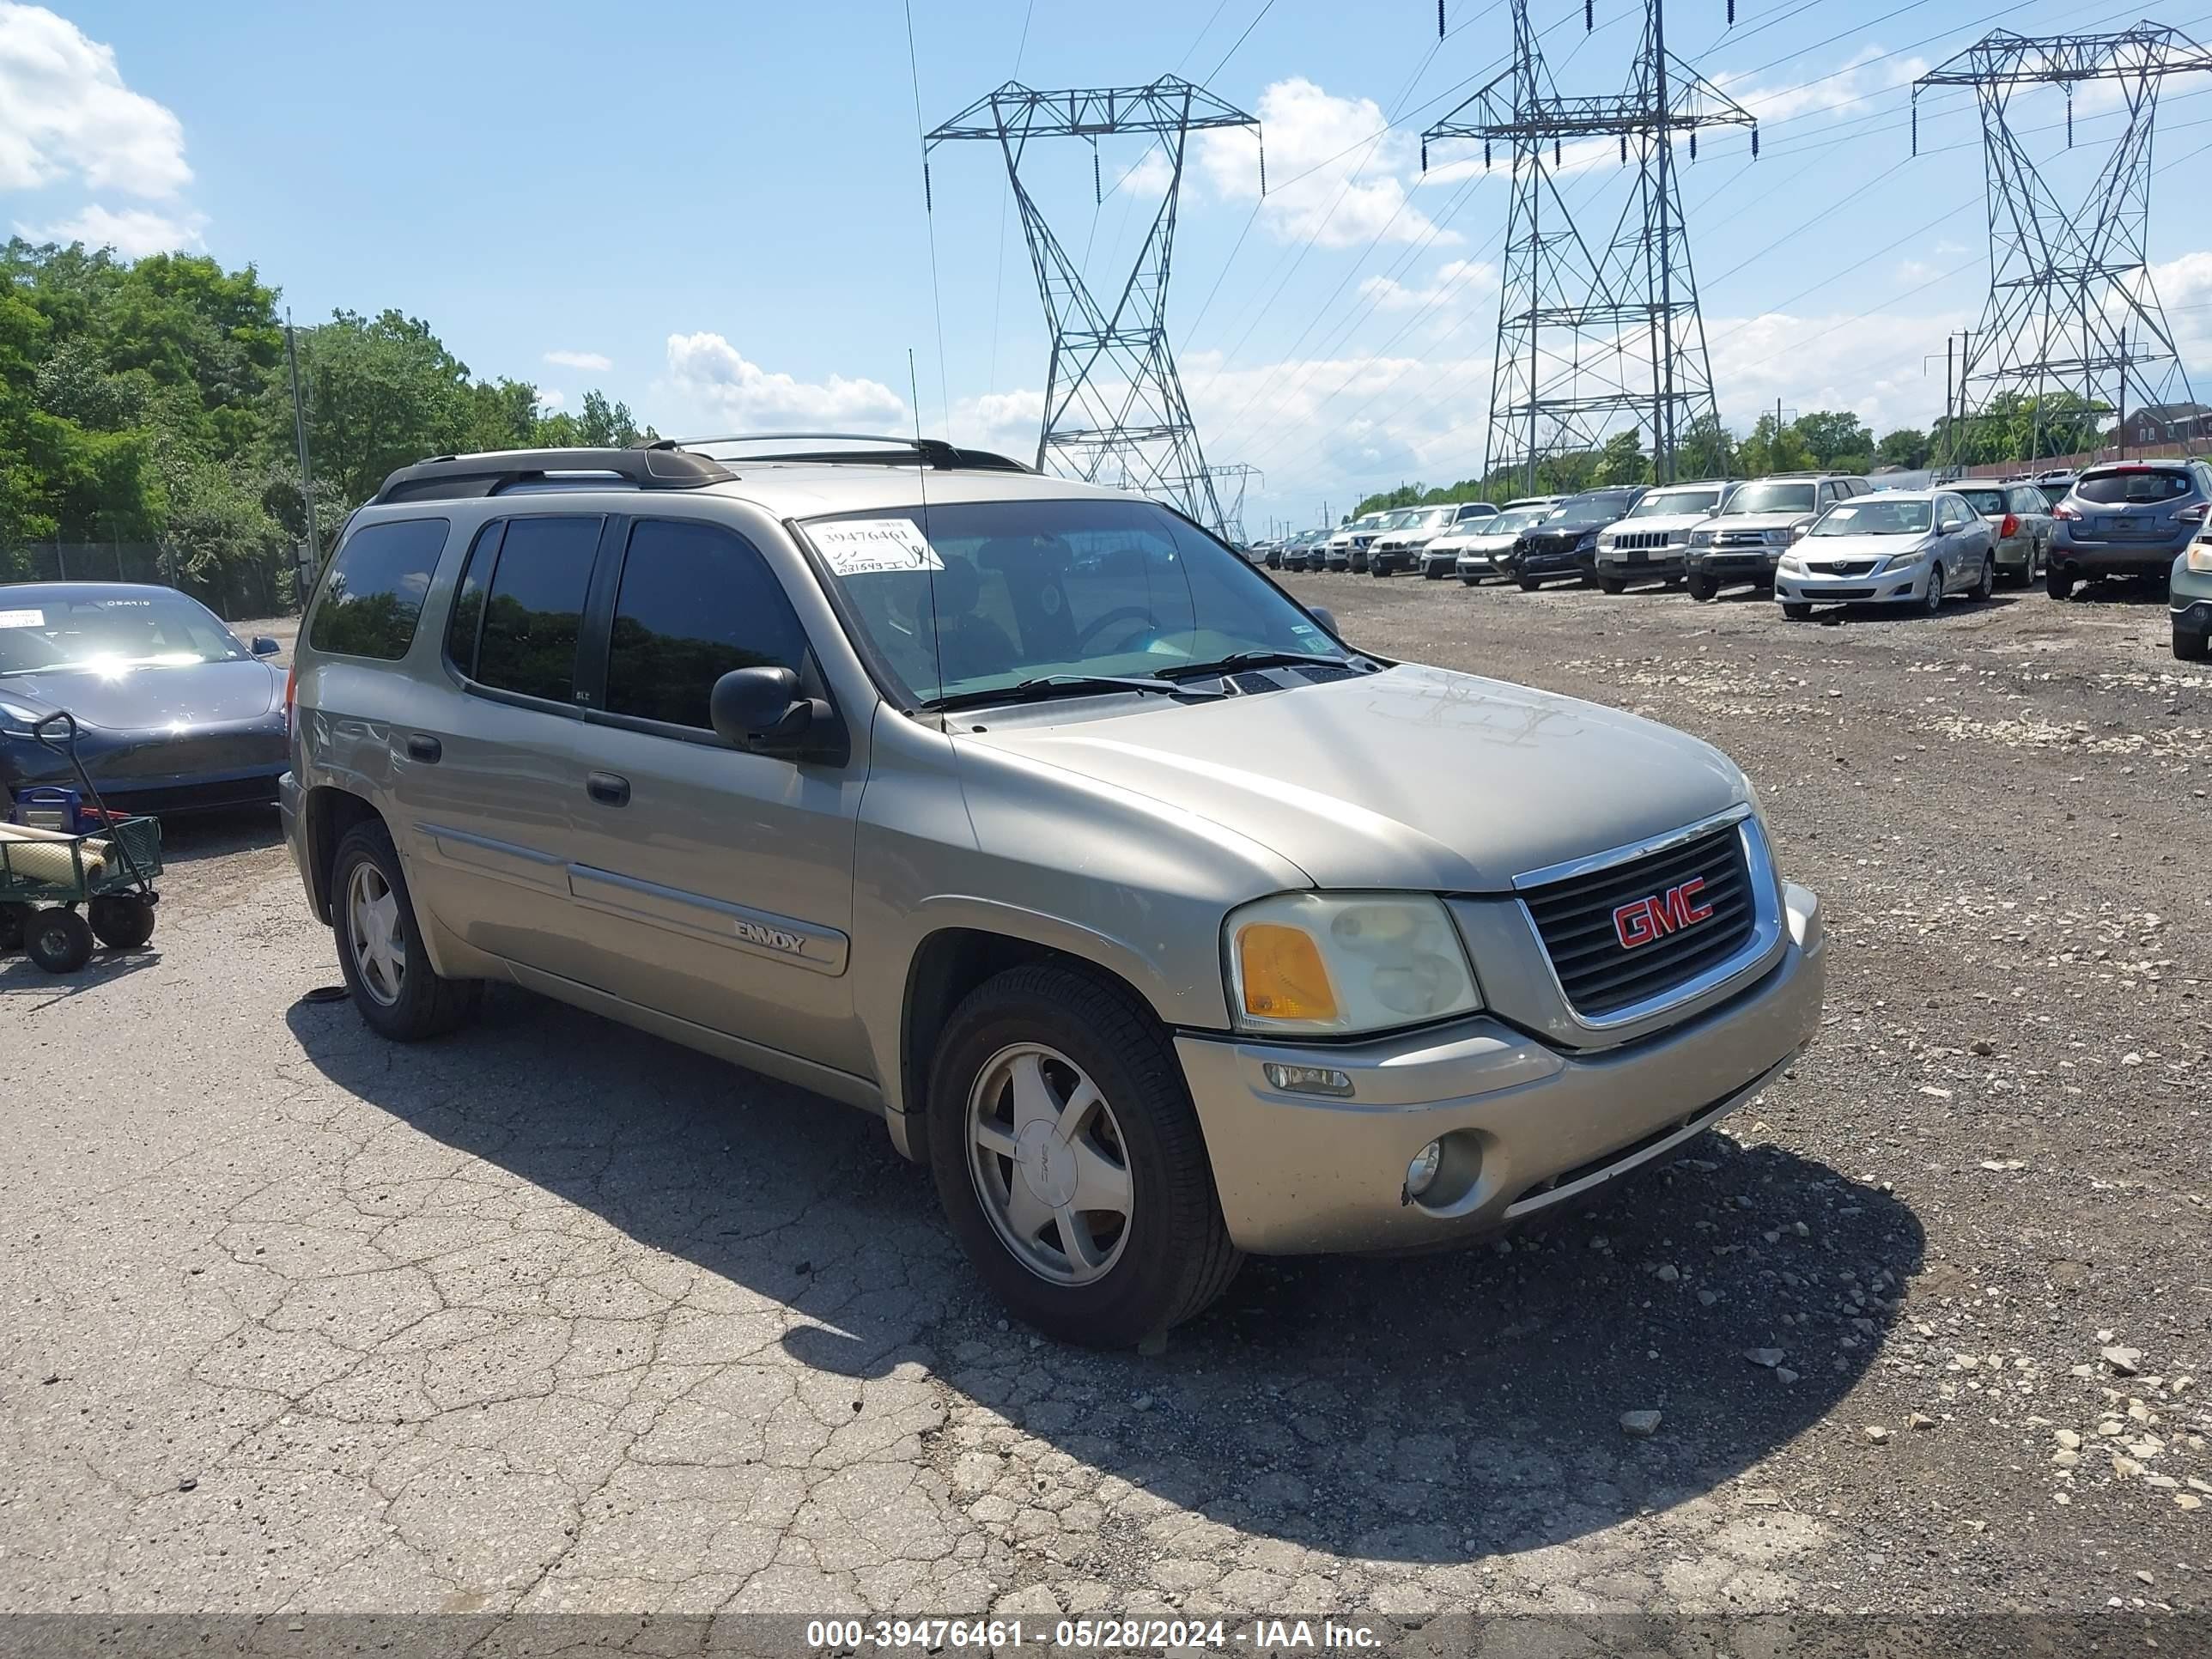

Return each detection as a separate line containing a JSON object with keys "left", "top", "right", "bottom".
{"left": 957, "top": 664, "right": 1750, "bottom": 892}
{"left": 1710, "top": 513, "right": 1808, "bottom": 535}
{"left": 1796, "top": 532, "right": 1930, "bottom": 560}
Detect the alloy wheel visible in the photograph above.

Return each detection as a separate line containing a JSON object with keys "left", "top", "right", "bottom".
{"left": 346, "top": 860, "right": 406, "bottom": 1007}
{"left": 966, "top": 1042, "right": 1133, "bottom": 1286}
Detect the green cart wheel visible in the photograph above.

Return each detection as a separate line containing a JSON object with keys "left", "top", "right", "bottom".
{"left": 88, "top": 894, "right": 157, "bottom": 951}
{"left": 25, "top": 907, "right": 94, "bottom": 974}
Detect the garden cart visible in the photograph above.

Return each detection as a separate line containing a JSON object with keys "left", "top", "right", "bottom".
{"left": 0, "top": 712, "right": 161, "bottom": 974}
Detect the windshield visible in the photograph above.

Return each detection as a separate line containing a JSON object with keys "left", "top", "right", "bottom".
{"left": 1810, "top": 498, "right": 1931, "bottom": 537}
{"left": 1409, "top": 507, "right": 1455, "bottom": 530}
{"left": 1723, "top": 482, "right": 1817, "bottom": 515}
{"left": 1376, "top": 509, "right": 1421, "bottom": 530}
{"left": 2077, "top": 468, "right": 2193, "bottom": 505}
{"left": 1628, "top": 488, "right": 1721, "bottom": 518}
{"left": 0, "top": 590, "right": 246, "bottom": 675}
{"left": 1482, "top": 507, "right": 1551, "bottom": 538}
{"left": 1557, "top": 490, "right": 1640, "bottom": 521}
{"left": 802, "top": 498, "right": 1350, "bottom": 708}
{"left": 1955, "top": 487, "right": 2008, "bottom": 516}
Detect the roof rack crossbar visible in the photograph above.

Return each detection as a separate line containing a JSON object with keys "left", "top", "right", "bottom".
{"left": 372, "top": 447, "right": 735, "bottom": 505}
{"left": 672, "top": 433, "right": 1034, "bottom": 472}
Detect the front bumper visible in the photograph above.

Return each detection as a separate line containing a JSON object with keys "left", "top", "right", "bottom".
{"left": 1595, "top": 545, "right": 1686, "bottom": 577}
{"left": 1686, "top": 546, "right": 1783, "bottom": 579}
{"left": 1176, "top": 883, "right": 1826, "bottom": 1255}
{"left": 3, "top": 722, "right": 286, "bottom": 814}
{"left": 2174, "top": 595, "right": 2212, "bottom": 640}
{"left": 1775, "top": 562, "right": 1936, "bottom": 606}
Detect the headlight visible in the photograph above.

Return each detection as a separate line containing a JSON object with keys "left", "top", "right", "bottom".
{"left": 0, "top": 698, "right": 45, "bottom": 728}
{"left": 1225, "top": 892, "right": 1481, "bottom": 1036}
{"left": 1577, "top": 531, "right": 1599, "bottom": 550}
{"left": 1778, "top": 554, "right": 1806, "bottom": 574}
{"left": 1690, "top": 529, "right": 1715, "bottom": 547}
{"left": 2187, "top": 544, "right": 2212, "bottom": 574}
{"left": 1595, "top": 533, "right": 1615, "bottom": 550}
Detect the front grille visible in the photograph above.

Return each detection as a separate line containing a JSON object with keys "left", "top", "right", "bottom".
{"left": 1522, "top": 823, "right": 1756, "bottom": 1018}
{"left": 1714, "top": 530, "right": 1773, "bottom": 548}
{"left": 1813, "top": 585, "right": 1876, "bottom": 599}
{"left": 1811, "top": 559, "right": 1875, "bottom": 576}
{"left": 1524, "top": 533, "right": 1579, "bottom": 556}
{"left": 1612, "top": 531, "right": 1676, "bottom": 551}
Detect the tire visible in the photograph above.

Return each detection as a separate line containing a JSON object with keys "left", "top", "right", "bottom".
{"left": 925, "top": 962, "right": 1242, "bottom": 1347}
{"left": 2176, "top": 625, "right": 2210, "bottom": 663}
{"left": 1974, "top": 556, "right": 1995, "bottom": 602}
{"left": 331, "top": 819, "right": 483, "bottom": 1042}
{"left": 1923, "top": 565, "right": 1948, "bottom": 616}
{"left": 1781, "top": 601, "right": 1813, "bottom": 620}
{"left": 1598, "top": 577, "right": 1626, "bottom": 595}
{"left": 1686, "top": 574, "right": 1718, "bottom": 603}
{"left": 1423, "top": 566, "right": 1444, "bottom": 580}
{"left": 2047, "top": 566, "right": 2075, "bottom": 601}
{"left": 88, "top": 894, "right": 156, "bottom": 950}
{"left": 1459, "top": 574, "right": 1481, "bottom": 586}
{"left": 0, "top": 903, "right": 22, "bottom": 954}
{"left": 25, "top": 907, "right": 93, "bottom": 974}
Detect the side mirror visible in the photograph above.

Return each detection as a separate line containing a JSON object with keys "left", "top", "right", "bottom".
{"left": 251, "top": 635, "right": 281, "bottom": 657}
{"left": 1308, "top": 605, "right": 1339, "bottom": 635}
{"left": 709, "top": 665, "right": 829, "bottom": 759}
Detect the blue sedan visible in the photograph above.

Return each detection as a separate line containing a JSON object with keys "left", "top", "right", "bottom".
{"left": 0, "top": 583, "right": 288, "bottom": 814}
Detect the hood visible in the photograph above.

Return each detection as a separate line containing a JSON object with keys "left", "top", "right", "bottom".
{"left": 957, "top": 663, "right": 1749, "bottom": 892}
{"left": 1710, "top": 512, "right": 1811, "bottom": 534}
{"left": 1442, "top": 527, "right": 1528, "bottom": 553}
{"left": 0, "top": 657, "right": 283, "bottom": 732}
{"left": 1796, "top": 533, "right": 1929, "bottom": 561}
{"left": 1606, "top": 513, "right": 1711, "bottom": 537}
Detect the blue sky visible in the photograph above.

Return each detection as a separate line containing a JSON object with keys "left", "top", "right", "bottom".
{"left": 12, "top": 0, "right": 2212, "bottom": 530}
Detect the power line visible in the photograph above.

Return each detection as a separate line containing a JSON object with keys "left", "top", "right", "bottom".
{"left": 902, "top": 0, "right": 951, "bottom": 433}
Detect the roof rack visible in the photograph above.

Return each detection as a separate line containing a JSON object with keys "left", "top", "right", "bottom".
{"left": 372, "top": 446, "right": 734, "bottom": 505}
{"left": 674, "top": 432, "right": 1033, "bottom": 472}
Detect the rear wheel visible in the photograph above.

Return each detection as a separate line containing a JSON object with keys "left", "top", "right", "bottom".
{"left": 2047, "top": 566, "right": 2075, "bottom": 600}
{"left": 25, "top": 907, "right": 93, "bottom": 974}
{"left": 1974, "top": 556, "right": 1995, "bottom": 602}
{"left": 1781, "top": 601, "right": 1813, "bottom": 621}
{"left": 2176, "top": 625, "right": 2210, "bottom": 663}
{"left": 332, "top": 820, "right": 483, "bottom": 1042}
{"left": 1686, "top": 574, "right": 1718, "bottom": 603}
{"left": 0, "top": 902, "right": 23, "bottom": 955}
{"left": 926, "top": 963, "right": 1242, "bottom": 1346}
{"left": 88, "top": 894, "right": 156, "bottom": 950}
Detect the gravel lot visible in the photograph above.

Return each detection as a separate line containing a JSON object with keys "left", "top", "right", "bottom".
{"left": 2, "top": 576, "right": 2206, "bottom": 1620}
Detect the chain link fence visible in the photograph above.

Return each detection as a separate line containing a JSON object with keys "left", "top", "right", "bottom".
{"left": 1, "top": 543, "right": 305, "bottom": 621}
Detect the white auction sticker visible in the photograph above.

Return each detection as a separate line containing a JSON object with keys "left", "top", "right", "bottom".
{"left": 0, "top": 608, "right": 45, "bottom": 629}
{"left": 809, "top": 518, "right": 945, "bottom": 576}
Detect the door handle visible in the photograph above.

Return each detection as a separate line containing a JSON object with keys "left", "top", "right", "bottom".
{"left": 586, "top": 771, "right": 630, "bottom": 807}
{"left": 405, "top": 734, "right": 442, "bottom": 763}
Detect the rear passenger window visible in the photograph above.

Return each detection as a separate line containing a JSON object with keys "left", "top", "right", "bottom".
{"left": 471, "top": 516, "right": 603, "bottom": 704}
{"left": 308, "top": 518, "right": 448, "bottom": 660}
{"left": 605, "top": 520, "right": 809, "bottom": 731}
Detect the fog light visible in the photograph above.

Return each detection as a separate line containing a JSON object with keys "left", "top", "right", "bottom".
{"left": 1405, "top": 1140, "right": 1444, "bottom": 1198}
{"left": 1262, "top": 1061, "right": 1354, "bottom": 1098}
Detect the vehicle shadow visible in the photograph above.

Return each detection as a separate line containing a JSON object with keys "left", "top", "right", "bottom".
{"left": 154, "top": 805, "right": 283, "bottom": 865}
{"left": 283, "top": 984, "right": 1921, "bottom": 1565}
{"left": 0, "top": 945, "right": 161, "bottom": 1006}
{"left": 2056, "top": 575, "right": 2174, "bottom": 609}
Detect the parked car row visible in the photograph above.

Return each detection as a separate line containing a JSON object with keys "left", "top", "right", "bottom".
{"left": 1292, "top": 460, "right": 2212, "bottom": 658}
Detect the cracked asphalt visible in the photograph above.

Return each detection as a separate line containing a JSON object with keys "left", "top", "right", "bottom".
{"left": 2, "top": 578, "right": 2206, "bottom": 1620}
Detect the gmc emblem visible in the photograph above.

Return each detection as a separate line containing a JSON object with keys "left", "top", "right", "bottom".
{"left": 1613, "top": 877, "right": 1715, "bottom": 951}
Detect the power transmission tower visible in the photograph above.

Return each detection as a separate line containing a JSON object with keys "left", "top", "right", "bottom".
{"left": 926, "top": 78, "right": 1261, "bottom": 535}
{"left": 1204, "top": 462, "right": 1262, "bottom": 544}
{"left": 1423, "top": 1, "right": 1753, "bottom": 491}
{"left": 1914, "top": 25, "right": 2212, "bottom": 467}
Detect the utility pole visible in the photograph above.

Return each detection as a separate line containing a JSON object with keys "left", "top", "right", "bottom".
{"left": 1423, "top": 0, "right": 1753, "bottom": 490}
{"left": 284, "top": 311, "right": 320, "bottom": 587}
{"left": 1916, "top": 25, "right": 2211, "bottom": 480}
{"left": 925, "top": 77, "right": 1261, "bottom": 538}
{"left": 1944, "top": 337, "right": 1954, "bottom": 471}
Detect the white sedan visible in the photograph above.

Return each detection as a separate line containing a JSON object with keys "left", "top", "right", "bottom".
{"left": 1774, "top": 490, "right": 1998, "bottom": 618}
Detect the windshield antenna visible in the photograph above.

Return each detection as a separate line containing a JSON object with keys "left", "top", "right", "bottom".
{"left": 908, "top": 348, "right": 946, "bottom": 708}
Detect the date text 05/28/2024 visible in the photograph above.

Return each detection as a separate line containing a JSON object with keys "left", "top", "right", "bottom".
{"left": 804, "top": 1618, "right": 1385, "bottom": 1650}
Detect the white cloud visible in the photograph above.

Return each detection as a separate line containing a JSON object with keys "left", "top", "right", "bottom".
{"left": 1723, "top": 46, "right": 1928, "bottom": 127}
{"left": 1115, "top": 147, "right": 1174, "bottom": 200}
{"left": 1358, "top": 258, "right": 1498, "bottom": 313}
{"left": 20, "top": 202, "right": 204, "bottom": 256}
{"left": 537, "top": 388, "right": 567, "bottom": 411}
{"left": 1199, "top": 78, "right": 1454, "bottom": 249}
{"left": 0, "top": 3, "right": 189, "bottom": 196}
{"left": 1706, "top": 307, "right": 1975, "bottom": 434}
{"left": 662, "top": 331, "right": 906, "bottom": 430}
{"left": 543, "top": 349, "right": 611, "bottom": 372}
{"left": 948, "top": 387, "right": 1045, "bottom": 460}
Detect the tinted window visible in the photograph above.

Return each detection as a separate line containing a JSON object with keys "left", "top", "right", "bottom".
{"left": 605, "top": 520, "right": 809, "bottom": 730}
{"left": 309, "top": 519, "right": 447, "bottom": 660}
{"left": 2077, "top": 469, "right": 2193, "bottom": 504}
{"left": 474, "top": 516, "right": 602, "bottom": 703}
{"left": 1956, "top": 487, "right": 2008, "bottom": 516}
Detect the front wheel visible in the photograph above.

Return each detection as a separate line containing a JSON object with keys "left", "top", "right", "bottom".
{"left": 2047, "top": 566, "right": 2075, "bottom": 601}
{"left": 1516, "top": 576, "right": 1542, "bottom": 592}
{"left": 25, "top": 907, "right": 93, "bottom": 974}
{"left": 1923, "top": 566, "right": 1948, "bottom": 616}
{"left": 1423, "top": 566, "right": 1444, "bottom": 580}
{"left": 2177, "top": 625, "right": 2210, "bottom": 663}
{"left": 1686, "top": 574, "right": 1718, "bottom": 603}
{"left": 1459, "top": 574, "right": 1482, "bottom": 586}
{"left": 1598, "top": 577, "right": 1626, "bottom": 595}
{"left": 926, "top": 963, "right": 1242, "bottom": 1347}
{"left": 1781, "top": 601, "right": 1813, "bottom": 620}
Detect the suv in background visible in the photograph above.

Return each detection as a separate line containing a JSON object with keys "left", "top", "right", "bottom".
{"left": 1686, "top": 473, "right": 1868, "bottom": 601}
{"left": 1323, "top": 511, "right": 1387, "bottom": 572}
{"left": 2046, "top": 460, "right": 2212, "bottom": 599}
{"left": 2174, "top": 524, "right": 2212, "bottom": 660}
{"left": 1445, "top": 498, "right": 1562, "bottom": 584}
{"left": 1949, "top": 480, "right": 2051, "bottom": 586}
{"left": 1373, "top": 502, "right": 1499, "bottom": 577}
{"left": 282, "top": 437, "right": 1823, "bottom": 1347}
{"left": 1501, "top": 486, "right": 1648, "bottom": 589}
{"left": 1349, "top": 508, "right": 1419, "bottom": 574}
{"left": 1592, "top": 480, "right": 1734, "bottom": 592}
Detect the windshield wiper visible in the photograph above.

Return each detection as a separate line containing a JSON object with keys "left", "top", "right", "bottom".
{"left": 1152, "top": 650, "right": 1369, "bottom": 682}
{"left": 922, "top": 673, "right": 1224, "bottom": 713}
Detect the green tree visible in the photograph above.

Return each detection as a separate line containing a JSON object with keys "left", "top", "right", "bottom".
{"left": 1594, "top": 429, "right": 1649, "bottom": 486}
{"left": 1790, "top": 410, "right": 1873, "bottom": 469}
{"left": 1875, "top": 428, "right": 1929, "bottom": 470}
